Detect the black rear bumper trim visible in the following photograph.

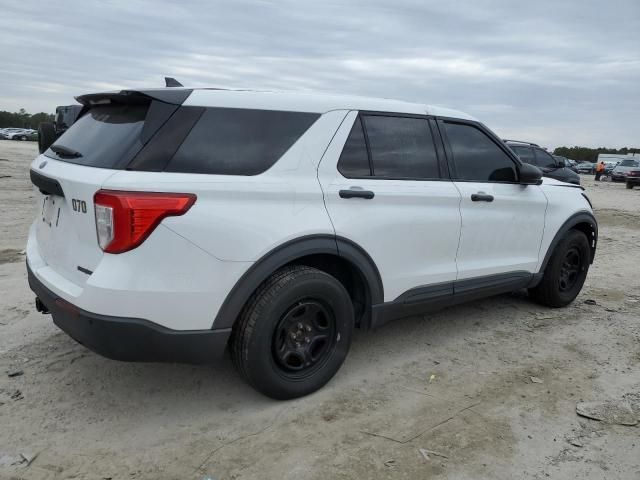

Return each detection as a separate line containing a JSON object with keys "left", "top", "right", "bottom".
{"left": 27, "top": 263, "right": 230, "bottom": 364}
{"left": 30, "top": 169, "right": 65, "bottom": 197}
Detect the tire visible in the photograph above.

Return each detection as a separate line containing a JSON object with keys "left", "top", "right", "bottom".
{"left": 626, "top": 183, "right": 634, "bottom": 190}
{"left": 38, "top": 122, "right": 57, "bottom": 154}
{"left": 529, "top": 230, "right": 591, "bottom": 308}
{"left": 231, "top": 265, "right": 354, "bottom": 399}
{"left": 19, "top": 135, "right": 27, "bottom": 141}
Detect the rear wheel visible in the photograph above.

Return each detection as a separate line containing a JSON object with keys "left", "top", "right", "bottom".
{"left": 19, "top": 135, "right": 27, "bottom": 141}
{"left": 627, "top": 182, "right": 634, "bottom": 190}
{"left": 231, "top": 265, "right": 354, "bottom": 399}
{"left": 529, "top": 230, "right": 591, "bottom": 307}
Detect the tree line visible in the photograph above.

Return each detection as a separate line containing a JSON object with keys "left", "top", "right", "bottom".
{"left": 553, "top": 146, "right": 639, "bottom": 163}
{"left": 0, "top": 109, "right": 54, "bottom": 129}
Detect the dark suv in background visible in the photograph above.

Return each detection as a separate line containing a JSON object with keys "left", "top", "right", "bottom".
{"left": 505, "top": 140, "right": 580, "bottom": 185}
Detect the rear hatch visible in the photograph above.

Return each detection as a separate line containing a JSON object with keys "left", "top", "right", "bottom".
{"left": 31, "top": 89, "right": 191, "bottom": 286}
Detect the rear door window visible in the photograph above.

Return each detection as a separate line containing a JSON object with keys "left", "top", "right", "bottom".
{"left": 443, "top": 122, "right": 518, "bottom": 182}
{"left": 337, "top": 114, "right": 440, "bottom": 179}
{"left": 45, "top": 104, "right": 149, "bottom": 168}
{"left": 165, "top": 108, "right": 319, "bottom": 175}
{"left": 363, "top": 115, "right": 440, "bottom": 179}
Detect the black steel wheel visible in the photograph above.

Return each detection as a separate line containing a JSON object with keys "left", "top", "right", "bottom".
{"left": 558, "top": 247, "right": 582, "bottom": 292}
{"left": 231, "top": 265, "right": 353, "bottom": 399}
{"left": 272, "top": 300, "right": 336, "bottom": 376}
{"left": 529, "top": 230, "right": 591, "bottom": 307}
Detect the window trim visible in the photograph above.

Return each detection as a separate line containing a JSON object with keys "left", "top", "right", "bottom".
{"left": 337, "top": 111, "right": 446, "bottom": 182}
{"left": 437, "top": 117, "right": 523, "bottom": 184}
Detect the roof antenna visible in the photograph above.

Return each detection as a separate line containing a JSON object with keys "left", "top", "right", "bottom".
{"left": 165, "top": 77, "right": 183, "bottom": 88}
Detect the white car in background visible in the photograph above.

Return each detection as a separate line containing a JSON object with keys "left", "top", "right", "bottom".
{"left": 1, "top": 128, "right": 35, "bottom": 140}
{"left": 611, "top": 158, "right": 640, "bottom": 182}
{"left": 27, "top": 87, "right": 598, "bottom": 399}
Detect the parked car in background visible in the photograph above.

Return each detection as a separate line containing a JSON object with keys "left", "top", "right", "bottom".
{"left": 605, "top": 161, "right": 619, "bottom": 176}
{"left": 611, "top": 159, "right": 640, "bottom": 182}
{"left": 554, "top": 155, "right": 578, "bottom": 173}
{"left": 626, "top": 169, "right": 640, "bottom": 189}
{"left": 1, "top": 128, "right": 29, "bottom": 139}
{"left": 1, "top": 128, "right": 37, "bottom": 140}
{"left": 37, "top": 104, "right": 82, "bottom": 153}
{"left": 505, "top": 140, "right": 580, "bottom": 184}
{"left": 576, "top": 162, "right": 596, "bottom": 174}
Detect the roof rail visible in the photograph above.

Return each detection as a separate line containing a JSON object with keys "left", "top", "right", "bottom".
{"left": 503, "top": 139, "right": 540, "bottom": 147}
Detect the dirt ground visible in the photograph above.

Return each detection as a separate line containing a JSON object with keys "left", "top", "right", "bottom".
{"left": 1, "top": 141, "right": 639, "bottom": 480}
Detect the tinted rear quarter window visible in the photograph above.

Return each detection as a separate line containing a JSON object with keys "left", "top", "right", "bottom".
{"left": 443, "top": 122, "right": 517, "bottom": 182}
{"left": 338, "top": 117, "right": 371, "bottom": 177}
{"left": 165, "top": 108, "right": 319, "bottom": 175}
{"left": 46, "top": 104, "right": 148, "bottom": 168}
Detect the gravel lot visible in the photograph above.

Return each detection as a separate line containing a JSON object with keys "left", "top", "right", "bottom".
{"left": 1, "top": 141, "right": 639, "bottom": 480}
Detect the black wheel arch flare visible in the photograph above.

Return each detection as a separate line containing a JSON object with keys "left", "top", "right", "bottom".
{"left": 212, "top": 235, "right": 384, "bottom": 331}
{"left": 538, "top": 211, "right": 598, "bottom": 274}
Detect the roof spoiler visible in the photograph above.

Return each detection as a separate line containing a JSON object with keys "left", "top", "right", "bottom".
{"left": 75, "top": 88, "right": 192, "bottom": 107}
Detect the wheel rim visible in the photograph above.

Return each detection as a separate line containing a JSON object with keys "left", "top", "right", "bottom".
{"left": 272, "top": 299, "right": 336, "bottom": 376}
{"left": 559, "top": 247, "right": 582, "bottom": 292}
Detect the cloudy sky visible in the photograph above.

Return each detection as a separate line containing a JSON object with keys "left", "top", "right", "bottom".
{"left": 1, "top": 0, "right": 638, "bottom": 148}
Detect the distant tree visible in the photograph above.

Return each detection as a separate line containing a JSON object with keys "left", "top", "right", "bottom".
{"left": 553, "top": 146, "right": 639, "bottom": 162}
{"left": 0, "top": 109, "right": 54, "bottom": 129}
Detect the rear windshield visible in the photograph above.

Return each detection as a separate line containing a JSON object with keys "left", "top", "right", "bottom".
{"left": 45, "top": 104, "right": 148, "bottom": 168}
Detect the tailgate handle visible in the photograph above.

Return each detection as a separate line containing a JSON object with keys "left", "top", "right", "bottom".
{"left": 30, "top": 169, "right": 65, "bottom": 197}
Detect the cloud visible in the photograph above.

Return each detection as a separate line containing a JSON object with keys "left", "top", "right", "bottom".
{"left": 0, "top": 0, "right": 638, "bottom": 147}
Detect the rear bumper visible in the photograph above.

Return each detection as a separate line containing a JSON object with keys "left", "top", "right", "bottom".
{"left": 27, "top": 263, "right": 231, "bottom": 364}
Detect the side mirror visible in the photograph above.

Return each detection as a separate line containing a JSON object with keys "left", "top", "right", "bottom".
{"left": 519, "top": 163, "right": 543, "bottom": 185}
{"left": 557, "top": 158, "right": 566, "bottom": 168}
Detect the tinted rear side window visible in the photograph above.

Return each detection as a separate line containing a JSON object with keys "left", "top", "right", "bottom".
{"left": 45, "top": 104, "right": 148, "bottom": 168}
{"left": 363, "top": 115, "right": 439, "bottom": 179}
{"left": 338, "top": 117, "right": 371, "bottom": 177}
{"left": 165, "top": 108, "right": 319, "bottom": 175}
{"left": 337, "top": 114, "right": 440, "bottom": 179}
{"left": 443, "top": 122, "right": 517, "bottom": 182}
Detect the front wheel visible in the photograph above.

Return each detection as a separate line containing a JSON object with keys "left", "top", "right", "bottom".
{"left": 529, "top": 230, "right": 591, "bottom": 307}
{"left": 231, "top": 265, "right": 354, "bottom": 399}
{"left": 627, "top": 183, "right": 634, "bottom": 190}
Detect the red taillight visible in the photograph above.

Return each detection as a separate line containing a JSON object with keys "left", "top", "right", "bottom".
{"left": 93, "top": 190, "right": 196, "bottom": 254}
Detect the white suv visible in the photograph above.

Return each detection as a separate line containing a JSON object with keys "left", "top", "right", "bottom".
{"left": 27, "top": 87, "right": 597, "bottom": 399}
